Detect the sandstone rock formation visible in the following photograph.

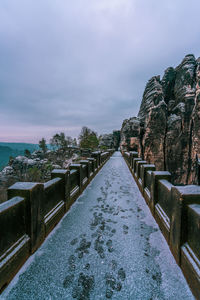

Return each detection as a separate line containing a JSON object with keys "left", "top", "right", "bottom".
{"left": 99, "top": 134, "right": 114, "bottom": 149}
{"left": 121, "top": 54, "right": 200, "bottom": 185}
{"left": 99, "top": 131, "right": 120, "bottom": 150}
{"left": 120, "top": 117, "right": 140, "bottom": 152}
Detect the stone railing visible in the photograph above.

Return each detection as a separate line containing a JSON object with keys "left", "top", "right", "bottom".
{"left": 0, "top": 150, "right": 114, "bottom": 293}
{"left": 122, "top": 150, "right": 200, "bottom": 300}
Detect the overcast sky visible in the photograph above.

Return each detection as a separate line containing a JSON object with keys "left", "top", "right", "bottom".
{"left": 0, "top": 0, "right": 200, "bottom": 143}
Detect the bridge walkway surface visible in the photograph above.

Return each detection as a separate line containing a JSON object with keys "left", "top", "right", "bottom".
{"left": 1, "top": 152, "right": 194, "bottom": 300}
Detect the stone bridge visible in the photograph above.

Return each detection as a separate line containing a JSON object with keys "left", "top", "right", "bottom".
{"left": 0, "top": 151, "right": 199, "bottom": 299}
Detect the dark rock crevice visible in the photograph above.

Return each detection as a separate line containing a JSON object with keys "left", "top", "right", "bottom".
{"left": 186, "top": 119, "right": 194, "bottom": 184}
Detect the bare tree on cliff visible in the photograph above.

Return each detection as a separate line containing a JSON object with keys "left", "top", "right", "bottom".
{"left": 78, "top": 126, "right": 99, "bottom": 149}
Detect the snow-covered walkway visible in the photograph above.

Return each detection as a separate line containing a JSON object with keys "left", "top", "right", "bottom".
{"left": 1, "top": 152, "right": 194, "bottom": 300}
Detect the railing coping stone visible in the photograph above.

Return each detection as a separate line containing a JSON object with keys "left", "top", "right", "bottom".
{"left": 8, "top": 182, "right": 41, "bottom": 191}
{"left": 70, "top": 169, "right": 77, "bottom": 174}
{"left": 172, "top": 185, "right": 200, "bottom": 196}
{"left": 51, "top": 169, "right": 69, "bottom": 175}
{"left": 188, "top": 203, "right": 200, "bottom": 213}
{"left": 0, "top": 196, "right": 24, "bottom": 212}
{"left": 44, "top": 177, "right": 61, "bottom": 189}
{"left": 142, "top": 164, "right": 155, "bottom": 168}
{"left": 152, "top": 171, "right": 171, "bottom": 176}
{"left": 69, "top": 164, "right": 81, "bottom": 168}
{"left": 158, "top": 179, "right": 173, "bottom": 188}
{"left": 136, "top": 160, "right": 147, "bottom": 164}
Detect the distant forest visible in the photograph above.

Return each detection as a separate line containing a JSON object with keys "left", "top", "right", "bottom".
{"left": 0, "top": 143, "right": 39, "bottom": 170}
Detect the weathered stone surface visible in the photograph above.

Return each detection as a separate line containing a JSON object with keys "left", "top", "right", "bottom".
{"left": 120, "top": 54, "right": 200, "bottom": 185}
{"left": 99, "top": 134, "right": 114, "bottom": 148}
{"left": 190, "top": 58, "right": 200, "bottom": 184}
{"left": 141, "top": 100, "right": 167, "bottom": 170}
{"left": 138, "top": 76, "right": 164, "bottom": 122}
{"left": 99, "top": 131, "right": 120, "bottom": 150}
{"left": 120, "top": 117, "right": 140, "bottom": 152}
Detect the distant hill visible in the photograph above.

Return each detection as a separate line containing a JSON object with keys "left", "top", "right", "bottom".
{"left": 0, "top": 142, "right": 39, "bottom": 170}
{"left": 0, "top": 142, "right": 39, "bottom": 152}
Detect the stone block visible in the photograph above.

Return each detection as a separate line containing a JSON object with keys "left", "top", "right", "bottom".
{"left": 0, "top": 197, "right": 30, "bottom": 291}
{"left": 130, "top": 151, "right": 138, "bottom": 169}
{"left": 170, "top": 185, "right": 200, "bottom": 265}
{"left": 91, "top": 152, "right": 101, "bottom": 167}
{"left": 135, "top": 161, "right": 147, "bottom": 191}
{"left": 69, "top": 169, "right": 80, "bottom": 206}
{"left": 133, "top": 158, "right": 142, "bottom": 175}
{"left": 141, "top": 164, "right": 156, "bottom": 201}
{"left": 51, "top": 169, "right": 70, "bottom": 209}
{"left": 80, "top": 160, "right": 90, "bottom": 179}
{"left": 8, "top": 182, "right": 44, "bottom": 253}
{"left": 181, "top": 204, "right": 200, "bottom": 300}
{"left": 69, "top": 164, "right": 83, "bottom": 191}
{"left": 87, "top": 158, "right": 95, "bottom": 174}
{"left": 150, "top": 171, "right": 171, "bottom": 214}
{"left": 43, "top": 178, "right": 65, "bottom": 236}
{"left": 155, "top": 179, "right": 173, "bottom": 243}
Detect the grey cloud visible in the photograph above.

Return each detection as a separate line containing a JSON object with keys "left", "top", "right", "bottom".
{"left": 0, "top": 0, "right": 200, "bottom": 141}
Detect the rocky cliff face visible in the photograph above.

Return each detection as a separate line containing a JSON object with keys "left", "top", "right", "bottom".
{"left": 121, "top": 54, "right": 200, "bottom": 185}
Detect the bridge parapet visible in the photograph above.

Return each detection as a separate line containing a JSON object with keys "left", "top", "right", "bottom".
{"left": 0, "top": 150, "right": 114, "bottom": 293}
{"left": 132, "top": 157, "right": 142, "bottom": 175}
{"left": 87, "top": 158, "right": 95, "bottom": 175}
{"left": 122, "top": 150, "right": 200, "bottom": 299}
{"left": 91, "top": 151, "right": 101, "bottom": 167}
{"left": 0, "top": 196, "right": 30, "bottom": 292}
{"left": 8, "top": 182, "right": 44, "bottom": 253}
{"left": 43, "top": 178, "right": 65, "bottom": 236}
{"left": 141, "top": 164, "right": 156, "bottom": 198}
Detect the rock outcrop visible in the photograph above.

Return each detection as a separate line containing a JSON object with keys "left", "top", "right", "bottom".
{"left": 99, "top": 131, "right": 120, "bottom": 150}
{"left": 121, "top": 54, "right": 200, "bottom": 185}
{"left": 99, "top": 134, "right": 114, "bottom": 149}
{"left": 120, "top": 117, "right": 140, "bottom": 152}
{"left": 0, "top": 149, "right": 79, "bottom": 203}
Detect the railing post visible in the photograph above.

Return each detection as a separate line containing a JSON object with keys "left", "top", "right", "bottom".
{"left": 88, "top": 158, "right": 95, "bottom": 175}
{"left": 132, "top": 157, "right": 142, "bottom": 178}
{"left": 130, "top": 151, "right": 138, "bottom": 169}
{"left": 150, "top": 171, "right": 171, "bottom": 214}
{"left": 135, "top": 160, "right": 147, "bottom": 189}
{"left": 169, "top": 185, "right": 200, "bottom": 265}
{"left": 8, "top": 182, "right": 44, "bottom": 253}
{"left": 91, "top": 152, "right": 100, "bottom": 168}
{"left": 80, "top": 160, "right": 90, "bottom": 178}
{"left": 69, "top": 164, "right": 83, "bottom": 192}
{"left": 0, "top": 197, "right": 30, "bottom": 291}
{"left": 51, "top": 169, "right": 70, "bottom": 211}
{"left": 141, "top": 164, "right": 156, "bottom": 201}
{"left": 141, "top": 164, "right": 156, "bottom": 190}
